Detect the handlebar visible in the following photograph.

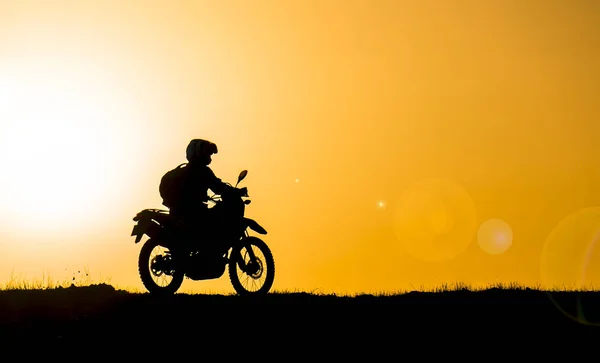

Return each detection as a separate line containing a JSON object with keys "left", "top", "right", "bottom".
{"left": 208, "top": 186, "right": 248, "bottom": 203}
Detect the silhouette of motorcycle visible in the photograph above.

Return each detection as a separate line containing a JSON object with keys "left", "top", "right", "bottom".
{"left": 130, "top": 170, "right": 275, "bottom": 295}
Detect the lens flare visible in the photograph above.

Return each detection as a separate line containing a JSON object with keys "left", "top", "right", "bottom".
{"left": 392, "top": 178, "right": 477, "bottom": 263}
{"left": 477, "top": 218, "right": 513, "bottom": 255}
{"left": 541, "top": 207, "right": 600, "bottom": 290}
{"left": 542, "top": 207, "right": 600, "bottom": 326}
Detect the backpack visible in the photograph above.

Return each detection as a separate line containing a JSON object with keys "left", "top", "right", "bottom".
{"left": 159, "top": 163, "right": 189, "bottom": 208}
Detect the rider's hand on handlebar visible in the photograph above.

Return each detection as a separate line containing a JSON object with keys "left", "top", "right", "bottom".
{"left": 239, "top": 187, "right": 248, "bottom": 197}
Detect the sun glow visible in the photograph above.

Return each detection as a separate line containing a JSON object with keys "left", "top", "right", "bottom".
{"left": 0, "top": 57, "right": 139, "bottom": 234}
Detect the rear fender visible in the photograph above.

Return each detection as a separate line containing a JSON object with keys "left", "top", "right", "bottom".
{"left": 133, "top": 209, "right": 151, "bottom": 222}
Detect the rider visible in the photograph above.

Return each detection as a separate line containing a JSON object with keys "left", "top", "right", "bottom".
{"left": 171, "top": 139, "right": 245, "bottom": 248}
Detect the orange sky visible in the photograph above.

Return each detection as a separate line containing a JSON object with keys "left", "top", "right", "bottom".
{"left": 1, "top": 0, "right": 599, "bottom": 294}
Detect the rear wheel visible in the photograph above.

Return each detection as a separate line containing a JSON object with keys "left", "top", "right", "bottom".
{"left": 228, "top": 236, "right": 275, "bottom": 296}
{"left": 138, "top": 238, "right": 184, "bottom": 295}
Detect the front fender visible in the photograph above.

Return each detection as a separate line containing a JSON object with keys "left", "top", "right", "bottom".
{"left": 243, "top": 217, "right": 267, "bottom": 235}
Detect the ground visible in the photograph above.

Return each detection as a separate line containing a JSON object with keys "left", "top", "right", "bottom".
{"left": 0, "top": 284, "right": 597, "bottom": 356}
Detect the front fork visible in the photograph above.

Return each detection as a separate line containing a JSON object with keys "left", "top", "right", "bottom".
{"left": 233, "top": 230, "right": 259, "bottom": 274}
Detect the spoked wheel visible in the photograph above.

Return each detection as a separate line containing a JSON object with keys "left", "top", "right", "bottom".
{"left": 228, "top": 236, "right": 275, "bottom": 296}
{"left": 138, "top": 238, "right": 184, "bottom": 295}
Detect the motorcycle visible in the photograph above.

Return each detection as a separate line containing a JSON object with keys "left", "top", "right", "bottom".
{"left": 130, "top": 169, "right": 275, "bottom": 295}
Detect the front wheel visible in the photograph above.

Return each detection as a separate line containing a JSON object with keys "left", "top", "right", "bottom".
{"left": 228, "top": 236, "right": 275, "bottom": 296}
{"left": 138, "top": 238, "right": 184, "bottom": 295}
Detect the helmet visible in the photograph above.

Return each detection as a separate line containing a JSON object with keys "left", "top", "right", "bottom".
{"left": 186, "top": 139, "right": 218, "bottom": 162}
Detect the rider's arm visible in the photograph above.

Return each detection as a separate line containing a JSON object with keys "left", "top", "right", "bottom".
{"left": 206, "top": 167, "right": 231, "bottom": 195}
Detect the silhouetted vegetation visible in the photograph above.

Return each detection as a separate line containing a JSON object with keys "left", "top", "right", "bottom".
{"left": 1, "top": 266, "right": 112, "bottom": 291}
{"left": 0, "top": 281, "right": 597, "bottom": 351}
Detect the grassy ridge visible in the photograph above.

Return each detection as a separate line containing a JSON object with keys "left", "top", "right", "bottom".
{"left": 1, "top": 282, "right": 599, "bottom": 350}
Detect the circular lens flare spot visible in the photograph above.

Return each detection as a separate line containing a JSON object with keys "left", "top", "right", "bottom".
{"left": 393, "top": 178, "right": 477, "bottom": 263}
{"left": 541, "top": 207, "right": 600, "bottom": 290}
{"left": 477, "top": 218, "right": 513, "bottom": 255}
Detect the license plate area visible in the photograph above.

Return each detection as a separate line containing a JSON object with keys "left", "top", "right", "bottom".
{"left": 131, "top": 219, "right": 150, "bottom": 243}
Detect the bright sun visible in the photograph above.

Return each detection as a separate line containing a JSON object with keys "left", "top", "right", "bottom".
{"left": 0, "top": 58, "right": 135, "bottom": 234}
